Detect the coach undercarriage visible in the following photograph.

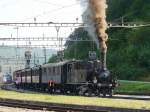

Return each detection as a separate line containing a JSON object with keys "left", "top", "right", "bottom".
{"left": 16, "top": 82, "right": 114, "bottom": 97}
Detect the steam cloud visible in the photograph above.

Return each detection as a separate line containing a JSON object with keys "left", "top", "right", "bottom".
{"left": 81, "top": 0, "right": 108, "bottom": 53}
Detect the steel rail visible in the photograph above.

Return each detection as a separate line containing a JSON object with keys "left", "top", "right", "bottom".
{"left": 0, "top": 98, "right": 149, "bottom": 112}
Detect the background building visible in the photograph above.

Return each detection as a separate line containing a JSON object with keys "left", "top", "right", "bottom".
{"left": 0, "top": 46, "right": 56, "bottom": 76}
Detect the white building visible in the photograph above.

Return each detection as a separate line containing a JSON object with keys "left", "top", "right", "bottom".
{"left": 0, "top": 46, "right": 56, "bottom": 76}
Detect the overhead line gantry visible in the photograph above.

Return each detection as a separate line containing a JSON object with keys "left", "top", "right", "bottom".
{"left": 0, "top": 22, "right": 150, "bottom": 28}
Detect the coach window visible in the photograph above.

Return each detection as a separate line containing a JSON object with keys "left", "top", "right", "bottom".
{"left": 58, "top": 67, "right": 60, "bottom": 75}
{"left": 75, "top": 63, "right": 78, "bottom": 69}
{"left": 28, "top": 71, "right": 30, "bottom": 76}
{"left": 53, "top": 67, "right": 55, "bottom": 74}
{"left": 35, "top": 70, "right": 38, "bottom": 76}
{"left": 58, "top": 66, "right": 60, "bottom": 75}
{"left": 68, "top": 64, "right": 72, "bottom": 72}
{"left": 81, "top": 74, "right": 83, "bottom": 79}
{"left": 32, "top": 70, "right": 34, "bottom": 76}
{"left": 22, "top": 72, "right": 24, "bottom": 77}
{"left": 27, "top": 71, "right": 28, "bottom": 76}
{"left": 48, "top": 68, "right": 51, "bottom": 74}
{"left": 57, "top": 67, "right": 59, "bottom": 75}
{"left": 76, "top": 63, "right": 82, "bottom": 70}
{"left": 35, "top": 70, "right": 36, "bottom": 75}
{"left": 49, "top": 68, "right": 51, "bottom": 73}
{"left": 36, "top": 70, "right": 38, "bottom": 76}
{"left": 55, "top": 67, "right": 56, "bottom": 75}
{"left": 38, "top": 69, "right": 39, "bottom": 75}
{"left": 44, "top": 68, "right": 46, "bottom": 73}
{"left": 33, "top": 70, "right": 35, "bottom": 76}
{"left": 34, "top": 70, "right": 36, "bottom": 76}
{"left": 53, "top": 67, "right": 55, "bottom": 73}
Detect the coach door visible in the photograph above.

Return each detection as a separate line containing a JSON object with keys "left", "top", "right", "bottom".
{"left": 61, "top": 64, "right": 67, "bottom": 83}
{"left": 39, "top": 67, "right": 42, "bottom": 84}
{"left": 67, "top": 63, "right": 74, "bottom": 83}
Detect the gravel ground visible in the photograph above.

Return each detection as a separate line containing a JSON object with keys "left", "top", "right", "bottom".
{"left": 0, "top": 106, "right": 54, "bottom": 112}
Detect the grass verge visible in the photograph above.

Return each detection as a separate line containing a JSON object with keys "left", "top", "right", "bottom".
{"left": 0, "top": 90, "right": 149, "bottom": 110}
{"left": 115, "top": 80, "right": 150, "bottom": 95}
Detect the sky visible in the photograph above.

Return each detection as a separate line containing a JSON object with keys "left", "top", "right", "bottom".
{"left": 0, "top": 0, "right": 84, "bottom": 49}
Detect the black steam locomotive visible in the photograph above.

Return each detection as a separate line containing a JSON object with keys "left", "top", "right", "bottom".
{"left": 13, "top": 60, "right": 117, "bottom": 96}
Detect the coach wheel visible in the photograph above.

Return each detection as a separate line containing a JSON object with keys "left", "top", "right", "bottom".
{"left": 103, "top": 93, "right": 106, "bottom": 97}
{"left": 109, "top": 93, "right": 112, "bottom": 97}
{"left": 94, "top": 90, "right": 99, "bottom": 96}
{"left": 85, "top": 89, "right": 92, "bottom": 97}
{"left": 102, "top": 90, "right": 106, "bottom": 97}
{"left": 48, "top": 87, "right": 54, "bottom": 94}
{"left": 78, "top": 88, "right": 86, "bottom": 96}
{"left": 78, "top": 86, "right": 87, "bottom": 96}
{"left": 60, "top": 88, "right": 66, "bottom": 95}
{"left": 78, "top": 90, "right": 84, "bottom": 96}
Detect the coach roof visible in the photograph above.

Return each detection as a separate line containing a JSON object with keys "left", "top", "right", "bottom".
{"left": 41, "top": 60, "right": 73, "bottom": 68}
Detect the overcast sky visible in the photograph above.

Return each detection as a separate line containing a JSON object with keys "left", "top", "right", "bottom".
{"left": 0, "top": 0, "right": 84, "bottom": 49}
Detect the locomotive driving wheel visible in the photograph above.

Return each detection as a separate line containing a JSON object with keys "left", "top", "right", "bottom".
{"left": 108, "top": 89, "right": 113, "bottom": 97}
{"left": 78, "top": 86, "right": 94, "bottom": 97}
{"left": 101, "top": 89, "right": 113, "bottom": 97}
{"left": 85, "top": 89, "right": 92, "bottom": 97}
{"left": 78, "top": 87, "right": 86, "bottom": 96}
{"left": 102, "top": 91, "right": 106, "bottom": 97}
{"left": 78, "top": 85, "right": 88, "bottom": 96}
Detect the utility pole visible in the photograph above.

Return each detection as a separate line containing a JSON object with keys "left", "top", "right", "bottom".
{"left": 43, "top": 46, "right": 46, "bottom": 64}
{"left": 121, "top": 17, "right": 124, "bottom": 26}
{"left": 9, "top": 66, "right": 11, "bottom": 74}
{"left": 14, "top": 27, "right": 19, "bottom": 70}
{"left": 55, "top": 26, "right": 60, "bottom": 50}
{"left": 37, "top": 53, "right": 39, "bottom": 65}
{"left": 34, "top": 52, "right": 36, "bottom": 66}
{"left": 0, "top": 65, "right": 2, "bottom": 73}
{"left": 74, "top": 36, "right": 77, "bottom": 59}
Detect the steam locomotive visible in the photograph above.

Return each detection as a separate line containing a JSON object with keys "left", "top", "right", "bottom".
{"left": 13, "top": 59, "right": 117, "bottom": 97}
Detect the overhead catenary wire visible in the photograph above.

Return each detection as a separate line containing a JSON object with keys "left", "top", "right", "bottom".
{"left": 31, "top": 0, "right": 67, "bottom": 7}
{"left": 111, "top": 10, "right": 138, "bottom": 22}
{"left": 0, "top": 36, "right": 120, "bottom": 41}
{"left": 0, "top": 22, "right": 150, "bottom": 28}
{"left": 18, "top": 2, "right": 85, "bottom": 23}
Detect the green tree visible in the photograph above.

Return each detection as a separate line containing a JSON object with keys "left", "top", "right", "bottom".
{"left": 48, "top": 0, "right": 150, "bottom": 81}
{"left": 48, "top": 54, "right": 57, "bottom": 63}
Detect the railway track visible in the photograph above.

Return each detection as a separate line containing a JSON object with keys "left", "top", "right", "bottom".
{"left": 0, "top": 98, "right": 149, "bottom": 112}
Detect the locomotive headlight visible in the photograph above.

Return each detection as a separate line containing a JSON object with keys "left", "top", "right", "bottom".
{"left": 109, "top": 84, "right": 112, "bottom": 87}
{"left": 98, "top": 83, "right": 101, "bottom": 87}
{"left": 93, "top": 77, "right": 97, "bottom": 84}
{"left": 93, "top": 79, "right": 97, "bottom": 84}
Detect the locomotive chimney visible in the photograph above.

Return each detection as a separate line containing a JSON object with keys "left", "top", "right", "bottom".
{"left": 101, "top": 49, "right": 107, "bottom": 70}
{"left": 95, "top": 17, "right": 108, "bottom": 71}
